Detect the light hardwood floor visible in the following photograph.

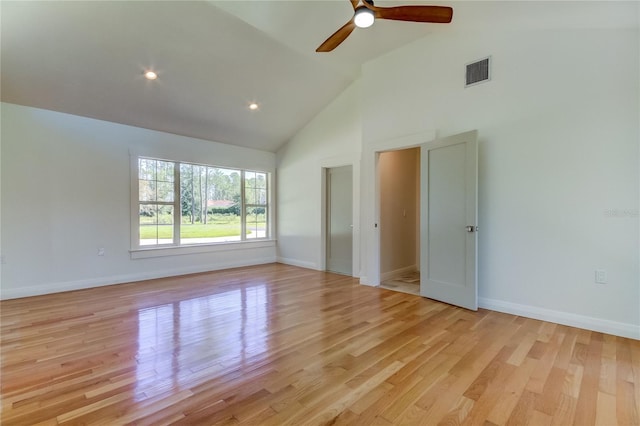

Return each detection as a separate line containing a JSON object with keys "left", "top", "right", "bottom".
{"left": 1, "top": 263, "right": 638, "bottom": 425}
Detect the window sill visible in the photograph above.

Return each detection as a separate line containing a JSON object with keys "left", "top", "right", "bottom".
{"left": 130, "top": 239, "right": 276, "bottom": 259}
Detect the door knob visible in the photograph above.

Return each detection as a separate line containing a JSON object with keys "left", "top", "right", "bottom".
{"left": 466, "top": 225, "right": 476, "bottom": 233}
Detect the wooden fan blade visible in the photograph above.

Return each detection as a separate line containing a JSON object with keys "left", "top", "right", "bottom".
{"left": 349, "top": 0, "right": 358, "bottom": 9}
{"left": 368, "top": 5, "right": 453, "bottom": 23}
{"left": 316, "top": 19, "right": 357, "bottom": 52}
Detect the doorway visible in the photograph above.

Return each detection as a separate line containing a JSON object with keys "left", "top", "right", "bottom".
{"left": 325, "top": 165, "right": 353, "bottom": 275}
{"left": 375, "top": 131, "right": 478, "bottom": 310}
{"left": 378, "top": 148, "right": 421, "bottom": 295}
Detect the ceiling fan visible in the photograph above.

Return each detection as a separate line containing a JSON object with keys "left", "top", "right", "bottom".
{"left": 316, "top": 0, "right": 453, "bottom": 52}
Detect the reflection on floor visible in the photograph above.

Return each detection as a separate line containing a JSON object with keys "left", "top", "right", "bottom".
{"left": 380, "top": 270, "right": 420, "bottom": 296}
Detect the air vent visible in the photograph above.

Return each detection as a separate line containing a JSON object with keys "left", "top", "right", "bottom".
{"left": 465, "top": 57, "right": 491, "bottom": 87}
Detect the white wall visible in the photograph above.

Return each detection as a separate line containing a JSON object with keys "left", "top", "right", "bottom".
{"left": 277, "top": 13, "right": 639, "bottom": 338}
{"left": 1, "top": 103, "right": 276, "bottom": 299}
{"left": 276, "top": 81, "right": 361, "bottom": 273}
{"left": 360, "top": 27, "right": 639, "bottom": 337}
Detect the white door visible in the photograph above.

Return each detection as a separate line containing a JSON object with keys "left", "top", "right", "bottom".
{"left": 420, "top": 131, "right": 478, "bottom": 310}
{"left": 327, "top": 166, "right": 353, "bottom": 275}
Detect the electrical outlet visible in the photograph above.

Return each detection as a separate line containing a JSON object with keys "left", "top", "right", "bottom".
{"left": 98, "top": 248, "right": 105, "bottom": 256}
{"left": 595, "top": 269, "right": 607, "bottom": 284}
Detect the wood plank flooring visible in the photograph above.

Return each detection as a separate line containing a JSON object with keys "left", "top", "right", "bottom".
{"left": 1, "top": 263, "right": 639, "bottom": 425}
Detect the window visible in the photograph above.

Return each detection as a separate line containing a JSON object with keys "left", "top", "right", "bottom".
{"left": 134, "top": 157, "right": 270, "bottom": 248}
{"left": 244, "top": 171, "right": 268, "bottom": 240}
{"left": 138, "top": 159, "right": 175, "bottom": 246}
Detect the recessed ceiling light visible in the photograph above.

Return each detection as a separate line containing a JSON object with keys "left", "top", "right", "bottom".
{"left": 144, "top": 71, "right": 158, "bottom": 80}
{"left": 248, "top": 102, "right": 259, "bottom": 111}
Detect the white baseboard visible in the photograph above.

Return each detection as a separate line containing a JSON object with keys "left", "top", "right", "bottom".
{"left": 380, "top": 265, "right": 417, "bottom": 282}
{"left": 479, "top": 297, "right": 640, "bottom": 340}
{"left": 0, "top": 256, "right": 277, "bottom": 300}
{"left": 276, "top": 257, "right": 319, "bottom": 270}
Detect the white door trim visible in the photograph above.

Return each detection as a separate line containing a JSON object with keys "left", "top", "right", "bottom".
{"left": 364, "top": 130, "right": 436, "bottom": 286}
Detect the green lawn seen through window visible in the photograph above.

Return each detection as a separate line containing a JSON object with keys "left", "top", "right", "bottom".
{"left": 139, "top": 213, "right": 266, "bottom": 240}
{"left": 139, "top": 223, "right": 259, "bottom": 239}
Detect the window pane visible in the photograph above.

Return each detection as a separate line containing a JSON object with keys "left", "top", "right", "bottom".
{"left": 255, "top": 172, "right": 267, "bottom": 189}
{"left": 139, "top": 158, "right": 174, "bottom": 203}
{"left": 257, "top": 189, "right": 267, "bottom": 204}
{"left": 157, "top": 161, "right": 174, "bottom": 182}
{"left": 245, "top": 187, "right": 256, "bottom": 205}
{"left": 139, "top": 204, "right": 157, "bottom": 225}
{"left": 139, "top": 180, "right": 156, "bottom": 202}
{"left": 139, "top": 158, "right": 156, "bottom": 181}
{"left": 180, "top": 163, "right": 202, "bottom": 225}
{"left": 157, "top": 182, "right": 174, "bottom": 202}
{"left": 139, "top": 204, "right": 173, "bottom": 246}
{"left": 245, "top": 171, "right": 267, "bottom": 205}
{"left": 158, "top": 205, "right": 173, "bottom": 225}
{"left": 246, "top": 207, "right": 267, "bottom": 239}
{"left": 180, "top": 163, "right": 193, "bottom": 223}
{"left": 245, "top": 171, "right": 256, "bottom": 184}
{"left": 181, "top": 167, "right": 242, "bottom": 244}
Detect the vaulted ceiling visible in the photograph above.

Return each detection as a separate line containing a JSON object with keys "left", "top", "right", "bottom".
{"left": 2, "top": 1, "right": 635, "bottom": 152}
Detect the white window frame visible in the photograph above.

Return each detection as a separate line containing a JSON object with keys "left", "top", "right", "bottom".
{"left": 130, "top": 154, "right": 274, "bottom": 259}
